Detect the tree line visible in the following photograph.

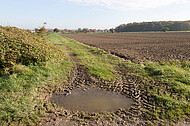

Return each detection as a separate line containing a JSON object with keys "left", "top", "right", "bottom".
{"left": 115, "top": 21, "right": 190, "bottom": 32}
{"left": 35, "top": 27, "right": 112, "bottom": 34}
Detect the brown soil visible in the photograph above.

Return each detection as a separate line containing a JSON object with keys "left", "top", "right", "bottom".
{"left": 61, "top": 32, "right": 190, "bottom": 62}
{"left": 39, "top": 42, "right": 188, "bottom": 126}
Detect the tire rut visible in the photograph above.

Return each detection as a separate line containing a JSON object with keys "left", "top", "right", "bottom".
{"left": 42, "top": 45, "right": 176, "bottom": 126}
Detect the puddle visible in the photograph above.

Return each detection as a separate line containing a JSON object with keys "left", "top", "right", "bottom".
{"left": 50, "top": 88, "right": 134, "bottom": 113}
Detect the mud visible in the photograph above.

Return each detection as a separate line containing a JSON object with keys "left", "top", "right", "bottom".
{"left": 41, "top": 52, "right": 146, "bottom": 125}
{"left": 51, "top": 87, "right": 134, "bottom": 113}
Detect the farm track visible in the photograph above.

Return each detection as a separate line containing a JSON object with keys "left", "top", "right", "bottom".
{"left": 61, "top": 32, "right": 190, "bottom": 62}
{"left": 41, "top": 43, "right": 177, "bottom": 126}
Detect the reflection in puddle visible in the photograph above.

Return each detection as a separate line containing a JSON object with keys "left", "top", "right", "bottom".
{"left": 51, "top": 88, "right": 134, "bottom": 113}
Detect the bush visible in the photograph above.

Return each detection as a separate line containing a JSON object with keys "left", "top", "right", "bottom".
{"left": 162, "top": 27, "right": 169, "bottom": 32}
{"left": 38, "top": 26, "right": 47, "bottom": 34}
{"left": 53, "top": 28, "right": 60, "bottom": 33}
{"left": 0, "top": 26, "right": 61, "bottom": 75}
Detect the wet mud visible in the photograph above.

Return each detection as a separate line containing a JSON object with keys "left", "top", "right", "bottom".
{"left": 51, "top": 87, "right": 134, "bottom": 113}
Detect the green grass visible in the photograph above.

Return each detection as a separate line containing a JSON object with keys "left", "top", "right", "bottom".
{"left": 51, "top": 33, "right": 123, "bottom": 80}
{"left": 121, "top": 60, "right": 190, "bottom": 122}
{"left": 0, "top": 34, "right": 73, "bottom": 125}
{"left": 143, "top": 60, "right": 190, "bottom": 85}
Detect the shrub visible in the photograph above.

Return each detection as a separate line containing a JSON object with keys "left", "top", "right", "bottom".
{"left": 53, "top": 28, "right": 60, "bottom": 33}
{"left": 34, "top": 26, "right": 47, "bottom": 34}
{"left": 38, "top": 26, "right": 47, "bottom": 34}
{"left": 162, "top": 27, "right": 169, "bottom": 32}
{"left": 0, "top": 26, "right": 62, "bottom": 75}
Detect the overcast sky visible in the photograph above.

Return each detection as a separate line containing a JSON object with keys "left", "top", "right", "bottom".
{"left": 0, "top": 0, "right": 190, "bottom": 29}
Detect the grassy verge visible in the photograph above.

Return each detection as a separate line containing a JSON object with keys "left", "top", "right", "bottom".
{"left": 142, "top": 60, "right": 190, "bottom": 122}
{"left": 0, "top": 33, "right": 73, "bottom": 125}
{"left": 49, "top": 33, "right": 124, "bottom": 80}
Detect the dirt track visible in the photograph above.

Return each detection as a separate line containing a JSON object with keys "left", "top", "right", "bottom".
{"left": 41, "top": 46, "right": 172, "bottom": 126}
{"left": 43, "top": 51, "right": 144, "bottom": 125}
{"left": 61, "top": 32, "right": 190, "bottom": 62}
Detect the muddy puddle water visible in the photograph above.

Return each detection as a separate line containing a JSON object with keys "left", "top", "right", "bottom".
{"left": 51, "top": 88, "right": 134, "bottom": 113}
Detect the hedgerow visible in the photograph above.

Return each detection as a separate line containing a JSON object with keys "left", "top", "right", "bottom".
{"left": 0, "top": 26, "right": 63, "bottom": 75}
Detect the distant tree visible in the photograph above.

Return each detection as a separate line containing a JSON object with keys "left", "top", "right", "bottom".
{"left": 54, "top": 28, "right": 60, "bottom": 33}
{"left": 78, "top": 28, "right": 82, "bottom": 32}
{"left": 35, "top": 22, "right": 47, "bottom": 34}
{"left": 162, "top": 27, "right": 169, "bottom": 32}
{"left": 110, "top": 28, "right": 115, "bottom": 33}
{"left": 62, "top": 29, "right": 68, "bottom": 33}
{"left": 92, "top": 29, "right": 97, "bottom": 32}
{"left": 82, "top": 28, "right": 89, "bottom": 33}
{"left": 115, "top": 21, "right": 190, "bottom": 32}
{"left": 38, "top": 26, "right": 46, "bottom": 33}
{"left": 68, "top": 30, "right": 73, "bottom": 33}
{"left": 35, "top": 28, "right": 39, "bottom": 33}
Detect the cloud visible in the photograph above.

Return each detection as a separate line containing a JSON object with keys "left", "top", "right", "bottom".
{"left": 68, "top": 0, "right": 187, "bottom": 10}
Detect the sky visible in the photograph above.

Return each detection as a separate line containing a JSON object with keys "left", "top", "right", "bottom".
{"left": 0, "top": 0, "right": 190, "bottom": 29}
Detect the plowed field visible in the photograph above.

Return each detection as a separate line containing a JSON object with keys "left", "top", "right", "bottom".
{"left": 61, "top": 32, "right": 190, "bottom": 62}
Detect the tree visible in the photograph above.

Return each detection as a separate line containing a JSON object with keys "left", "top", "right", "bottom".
{"left": 38, "top": 26, "right": 46, "bottom": 33}
{"left": 110, "top": 28, "right": 115, "bottom": 33}
{"left": 104, "top": 29, "right": 108, "bottom": 32}
{"left": 162, "top": 27, "right": 169, "bottom": 32}
{"left": 92, "top": 29, "right": 97, "bottom": 32}
{"left": 115, "top": 21, "right": 190, "bottom": 32}
{"left": 77, "top": 28, "right": 82, "bottom": 32}
{"left": 35, "top": 28, "right": 39, "bottom": 33}
{"left": 82, "top": 28, "right": 89, "bottom": 33}
{"left": 43, "top": 22, "right": 47, "bottom": 25}
{"left": 53, "top": 28, "right": 60, "bottom": 33}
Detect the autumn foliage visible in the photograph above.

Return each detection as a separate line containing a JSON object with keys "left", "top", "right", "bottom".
{"left": 0, "top": 26, "right": 63, "bottom": 75}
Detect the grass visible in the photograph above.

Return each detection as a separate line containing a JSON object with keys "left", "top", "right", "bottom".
{"left": 122, "top": 60, "right": 190, "bottom": 122}
{"left": 0, "top": 34, "right": 73, "bottom": 125}
{"left": 50, "top": 33, "right": 123, "bottom": 80}
{"left": 143, "top": 60, "right": 190, "bottom": 86}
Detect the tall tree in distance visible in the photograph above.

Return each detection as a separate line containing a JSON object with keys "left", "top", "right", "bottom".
{"left": 53, "top": 28, "right": 60, "bottom": 33}
{"left": 78, "top": 28, "right": 82, "bottom": 32}
{"left": 110, "top": 28, "right": 115, "bottom": 33}
{"left": 82, "top": 28, "right": 89, "bottom": 33}
{"left": 38, "top": 26, "right": 46, "bottom": 33}
{"left": 162, "top": 27, "right": 169, "bottom": 32}
{"left": 35, "top": 22, "right": 47, "bottom": 34}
